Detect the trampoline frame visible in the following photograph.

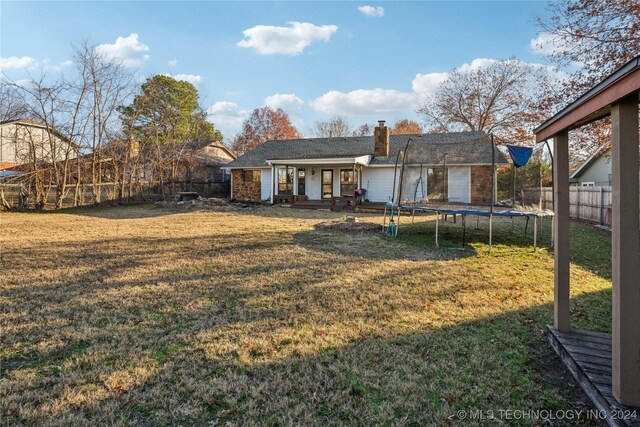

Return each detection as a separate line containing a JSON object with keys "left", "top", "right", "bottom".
{"left": 382, "top": 203, "right": 554, "bottom": 251}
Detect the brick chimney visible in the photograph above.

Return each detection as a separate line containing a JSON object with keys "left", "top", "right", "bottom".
{"left": 374, "top": 120, "right": 390, "bottom": 157}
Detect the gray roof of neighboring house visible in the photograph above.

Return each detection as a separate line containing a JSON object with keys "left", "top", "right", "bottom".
{"left": 570, "top": 146, "right": 610, "bottom": 178}
{"left": 225, "top": 131, "right": 509, "bottom": 168}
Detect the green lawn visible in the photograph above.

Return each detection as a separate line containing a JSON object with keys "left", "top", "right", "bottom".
{"left": 0, "top": 205, "right": 611, "bottom": 426}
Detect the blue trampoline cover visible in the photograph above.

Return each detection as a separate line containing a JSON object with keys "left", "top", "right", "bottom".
{"left": 507, "top": 145, "right": 533, "bottom": 168}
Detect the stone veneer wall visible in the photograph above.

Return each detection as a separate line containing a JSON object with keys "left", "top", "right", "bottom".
{"left": 470, "top": 165, "right": 494, "bottom": 205}
{"left": 232, "top": 169, "right": 261, "bottom": 201}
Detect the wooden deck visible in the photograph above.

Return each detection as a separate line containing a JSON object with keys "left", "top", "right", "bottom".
{"left": 548, "top": 326, "right": 640, "bottom": 426}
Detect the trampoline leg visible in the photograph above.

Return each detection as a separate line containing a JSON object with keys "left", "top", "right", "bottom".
{"left": 383, "top": 206, "right": 387, "bottom": 233}
{"left": 549, "top": 216, "right": 554, "bottom": 248}
{"left": 489, "top": 215, "right": 493, "bottom": 252}
{"left": 412, "top": 209, "right": 415, "bottom": 224}
{"left": 462, "top": 214, "right": 466, "bottom": 248}
{"left": 534, "top": 216, "right": 538, "bottom": 250}
{"left": 396, "top": 209, "right": 400, "bottom": 237}
{"left": 435, "top": 212, "right": 439, "bottom": 247}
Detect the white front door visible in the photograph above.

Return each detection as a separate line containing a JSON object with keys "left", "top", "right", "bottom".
{"left": 448, "top": 166, "right": 470, "bottom": 203}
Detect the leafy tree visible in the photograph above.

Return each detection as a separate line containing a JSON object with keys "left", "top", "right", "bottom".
{"left": 417, "top": 59, "right": 547, "bottom": 144}
{"left": 310, "top": 116, "right": 352, "bottom": 138}
{"left": 231, "top": 106, "right": 300, "bottom": 154}
{"left": 391, "top": 119, "right": 423, "bottom": 134}
{"left": 120, "top": 75, "right": 221, "bottom": 144}
{"left": 119, "top": 75, "right": 222, "bottom": 190}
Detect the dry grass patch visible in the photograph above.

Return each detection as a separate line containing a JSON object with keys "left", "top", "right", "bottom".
{"left": 0, "top": 205, "right": 610, "bottom": 425}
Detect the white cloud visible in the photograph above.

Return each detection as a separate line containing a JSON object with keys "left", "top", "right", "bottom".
{"left": 358, "top": 5, "right": 384, "bottom": 17}
{"left": 96, "top": 33, "right": 150, "bottom": 67}
{"left": 457, "top": 58, "right": 498, "bottom": 73}
{"left": 311, "top": 88, "right": 418, "bottom": 115}
{"left": 264, "top": 93, "right": 304, "bottom": 115}
{"left": 411, "top": 72, "right": 449, "bottom": 97}
{"left": 14, "top": 79, "right": 31, "bottom": 87}
{"left": 530, "top": 31, "right": 570, "bottom": 56}
{"left": 168, "top": 73, "right": 202, "bottom": 86}
{"left": 45, "top": 59, "right": 73, "bottom": 72}
{"left": 0, "top": 56, "right": 37, "bottom": 70}
{"left": 207, "top": 101, "right": 251, "bottom": 137}
{"left": 168, "top": 58, "right": 178, "bottom": 66}
{"left": 237, "top": 21, "right": 338, "bottom": 55}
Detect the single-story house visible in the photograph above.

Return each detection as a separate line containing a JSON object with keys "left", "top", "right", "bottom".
{"left": 224, "top": 121, "right": 508, "bottom": 205}
{"left": 0, "top": 118, "right": 77, "bottom": 170}
{"left": 570, "top": 145, "right": 640, "bottom": 187}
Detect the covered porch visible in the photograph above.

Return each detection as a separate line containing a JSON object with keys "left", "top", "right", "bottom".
{"left": 267, "top": 155, "right": 371, "bottom": 205}
{"left": 534, "top": 56, "right": 640, "bottom": 425}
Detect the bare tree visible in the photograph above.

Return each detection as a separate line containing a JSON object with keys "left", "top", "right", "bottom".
{"left": 9, "top": 74, "right": 86, "bottom": 208}
{"left": 417, "top": 59, "right": 547, "bottom": 144}
{"left": 537, "top": 0, "right": 640, "bottom": 95}
{"left": 0, "top": 82, "right": 30, "bottom": 122}
{"left": 534, "top": 0, "right": 640, "bottom": 168}
{"left": 75, "top": 41, "right": 132, "bottom": 203}
{"left": 310, "top": 116, "right": 352, "bottom": 138}
{"left": 352, "top": 123, "right": 373, "bottom": 137}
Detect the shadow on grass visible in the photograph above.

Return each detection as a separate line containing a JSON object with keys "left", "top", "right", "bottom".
{"left": 0, "top": 205, "right": 614, "bottom": 425}
{"left": 1, "top": 291, "right": 611, "bottom": 426}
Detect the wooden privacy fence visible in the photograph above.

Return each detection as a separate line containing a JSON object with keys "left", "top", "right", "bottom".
{"left": 523, "top": 186, "right": 614, "bottom": 226}
{"left": 0, "top": 180, "right": 230, "bottom": 210}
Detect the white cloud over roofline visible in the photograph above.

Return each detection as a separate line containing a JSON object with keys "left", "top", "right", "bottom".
{"left": 264, "top": 93, "right": 304, "bottom": 115}
{"left": 311, "top": 88, "right": 418, "bottom": 115}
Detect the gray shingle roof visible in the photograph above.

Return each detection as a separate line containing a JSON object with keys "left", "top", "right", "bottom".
{"left": 225, "top": 131, "right": 508, "bottom": 168}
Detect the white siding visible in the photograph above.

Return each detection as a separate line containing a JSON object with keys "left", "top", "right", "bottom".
{"left": 361, "top": 167, "right": 396, "bottom": 202}
{"left": 447, "top": 166, "right": 470, "bottom": 203}
{"left": 260, "top": 169, "right": 272, "bottom": 201}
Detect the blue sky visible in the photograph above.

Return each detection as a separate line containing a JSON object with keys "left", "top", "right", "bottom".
{"left": 1, "top": 1, "right": 553, "bottom": 140}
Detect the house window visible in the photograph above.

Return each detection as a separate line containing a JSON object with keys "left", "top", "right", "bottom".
{"left": 581, "top": 182, "right": 595, "bottom": 187}
{"left": 322, "top": 169, "right": 333, "bottom": 199}
{"left": 243, "top": 170, "right": 260, "bottom": 182}
{"left": 277, "top": 167, "right": 294, "bottom": 194}
{"left": 427, "top": 167, "right": 447, "bottom": 201}
{"left": 340, "top": 169, "right": 356, "bottom": 196}
{"left": 298, "top": 168, "right": 306, "bottom": 195}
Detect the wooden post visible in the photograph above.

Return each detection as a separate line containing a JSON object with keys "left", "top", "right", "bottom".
{"left": 611, "top": 95, "right": 640, "bottom": 407}
{"left": 553, "top": 131, "right": 570, "bottom": 332}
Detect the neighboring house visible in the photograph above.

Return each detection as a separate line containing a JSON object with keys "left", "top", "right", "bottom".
{"left": 183, "top": 140, "right": 236, "bottom": 182}
{"left": 0, "top": 119, "right": 76, "bottom": 170}
{"left": 570, "top": 146, "right": 614, "bottom": 186}
{"left": 224, "top": 121, "right": 508, "bottom": 205}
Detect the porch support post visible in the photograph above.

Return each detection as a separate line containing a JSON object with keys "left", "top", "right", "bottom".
{"left": 611, "top": 95, "right": 640, "bottom": 407}
{"left": 553, "top": 130, "right": 570, "bottom": 332}
{"left": 270, "top": 165, "right": 275, "bottom": 204}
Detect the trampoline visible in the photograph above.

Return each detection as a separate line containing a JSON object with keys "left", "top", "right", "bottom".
{"left": 383, "top": 202, "right": 554, "bottom": 250}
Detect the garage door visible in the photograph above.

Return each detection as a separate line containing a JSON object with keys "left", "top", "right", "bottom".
{"left": 448, "top": 167, "right": 470, "bottom": 203}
